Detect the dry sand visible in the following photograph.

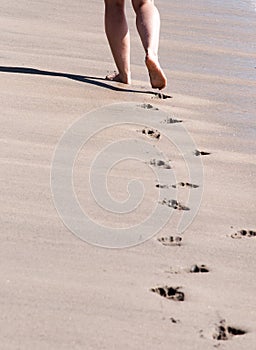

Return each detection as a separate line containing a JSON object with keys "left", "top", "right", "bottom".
{"left": 1, "top": 0, "right": 256, "bottom": 349}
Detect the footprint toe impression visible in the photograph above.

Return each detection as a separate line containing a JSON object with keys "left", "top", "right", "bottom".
{"left": 151, "top": 286, "right": 185, "bottom": 301}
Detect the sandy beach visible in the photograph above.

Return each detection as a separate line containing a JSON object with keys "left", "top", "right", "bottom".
{"left": 1, "top": 0, "right": 256, "bottom": 349}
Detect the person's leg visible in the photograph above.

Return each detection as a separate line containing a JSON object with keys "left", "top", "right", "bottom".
{"left": 104, "top": 0, "right": 131, "bottom": 84}
{"left": 132, "top": 0, "right": 167, "bottom": 89}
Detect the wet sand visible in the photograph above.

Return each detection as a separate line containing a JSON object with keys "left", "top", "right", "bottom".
{"left": 0, "top": 0, "right": 256, "bottom": 349}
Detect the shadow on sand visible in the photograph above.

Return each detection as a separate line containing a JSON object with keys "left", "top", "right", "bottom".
{"left": 0, "top": 66, "right": 171, "bottom": 99}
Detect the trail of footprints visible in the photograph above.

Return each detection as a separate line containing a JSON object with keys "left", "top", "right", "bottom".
{"left": 139, "top": 103, "right": 250, "bottom": 344}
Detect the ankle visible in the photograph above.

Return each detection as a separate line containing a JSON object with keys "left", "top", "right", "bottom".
{"left": 145, "top": 49, "right": 158, "bottom": 60}
{"left": 119, "top": 71, "right": 131, "bottom": 84}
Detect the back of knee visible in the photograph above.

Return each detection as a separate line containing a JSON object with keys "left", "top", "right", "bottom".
{"left": 132, "top": 0, "right": 154, "bottom": 12}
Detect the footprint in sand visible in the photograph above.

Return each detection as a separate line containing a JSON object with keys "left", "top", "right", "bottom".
{"left": 230, "top": 229, "right": 256, "bottom": 239}
{"left": 138, "top": 103, "right": 159, "bottom": 110}
{"left": 170, "top": 317, "right": 181, "bottom": 324}
{"left": 156, "top": 182, "right": 199, "bottom": 189}
{"left": 157, "top": 236, "right": 182, "bottom": 246}
{"left": 150, "top": 286, "right": 185, "bottom": 301}
{"left": 161, "top": 117, "right": 183, "bottom": 124}
{"left": 149, "top": 159, "right": 171, "bottom": 169}
{"left": 165, "top": 264, "right": 209, "bottom": 274}
{"left": 141, "top": 127, "right": 161, "bottom": 139}
{"left": 194, "top": 149, "right": 211, "bottom": 156}
{"left": 171, "top": 182, "right": 199, "bottom": 189}
{"left": 156, "top": 183, "right": 170, "bottom": 189}
{"left": 190, "top": 264, "right": 209, "bottom": 273}
{"left": 152, "top": 92, "right": 171, "bottom": 100}
{"left": 213, "top": 319, "right": 246, "bottom": 341}
{"left": 159, "top": 198, "right": 190, "bottom": 211}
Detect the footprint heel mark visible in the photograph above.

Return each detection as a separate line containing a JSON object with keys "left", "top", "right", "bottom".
{"left": 194, "top": 149, "right": 211, "bottom": 156}
{"left": 150, "top": 159, "right": 172, "bottom": 169}
{"left": 213, "top": 319, "right": 247, "bottom": 341}
{"left": 190, "top": 264, "right": 209, "bottom": 273}
{"left": 160, "top": 198, "right": 190, "bottom": 211}
{"left": 150, "top": 286, "right": 185, "bottom": 301}
{"left": 172, "top": 182, "right": 199, "bottom": 189}
{"left": 161, "top": 117, "right": 183, "bottom": 124}
{"left": 157, "top": 236, "right": 182, "bottom": 246}
{"left": 141, "top": 127, "right": 161, "bottom": 139}
{"left": 138, "top": 103, "right": 159, "bottom": 110}
{"left": 231, "top": 229, "right": 256, "bottom": 239}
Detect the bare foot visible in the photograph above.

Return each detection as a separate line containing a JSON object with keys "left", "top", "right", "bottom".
{"left": 145, "top": 53, "right": 167, "bottom": 90}
{"left": 105, "top": 71, "right": 131, "bottom": 84}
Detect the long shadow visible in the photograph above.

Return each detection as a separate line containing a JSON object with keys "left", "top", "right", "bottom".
{"left": 0, "top": 66, "right": 171, "bottom": 98}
